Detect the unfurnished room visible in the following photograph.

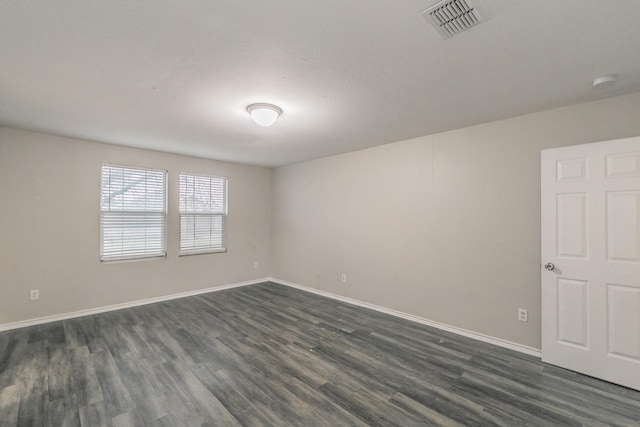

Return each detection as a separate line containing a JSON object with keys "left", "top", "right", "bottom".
{"left": 1, "top": 1, "right": 640, "bottom": 426}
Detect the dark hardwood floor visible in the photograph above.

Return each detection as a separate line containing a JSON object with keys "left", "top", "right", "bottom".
{"left": 1, "top": 282, "right": 639, "bottom": 426}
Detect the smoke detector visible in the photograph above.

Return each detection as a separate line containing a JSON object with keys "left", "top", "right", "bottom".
{"left": 421, "top": 0, "right": 488, "bottom": 39}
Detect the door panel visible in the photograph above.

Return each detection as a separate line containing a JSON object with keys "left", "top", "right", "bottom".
{"left": 557, "top": 157, "right": 588, "bottom": 181}
{"left": 542, "top": 136, "right": 640, "bottom": 391}
{"left": 557, "top": 278, "right": 589, "bottom": 348}
{"left": 556, "top": 193, "right": 588, "bottom": 258}
{"left": 607, "top": 284, "right": 640, "bottom": 361}
{"left": 606, "top": 152, "right": 640, "bottom": 177}
{"left": 606, "top": 191, "right": 640, "bottom": 262}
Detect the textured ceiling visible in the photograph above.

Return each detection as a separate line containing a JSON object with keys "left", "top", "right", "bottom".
{"left": 1, "top": 0, "right": 639, "bottom": 167}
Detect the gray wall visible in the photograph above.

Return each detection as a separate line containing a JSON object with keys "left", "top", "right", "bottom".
{"left": 2, "top": 91, "right": 639, "bottom": 348}
{"left": 271, "top": 92, "right": 640, "bottom": 350}
{"left": 0, "top": 127, "right": 271, "bottom": 325}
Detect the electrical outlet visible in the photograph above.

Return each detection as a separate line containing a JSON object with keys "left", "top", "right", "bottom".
{"left": 518, "top": 308, "right": 528, "bottom": 322}
{"left": 253, "top": 261, "right": 259, "bottom": 269}
{"left": 341, "top": 274, "right": 347, "bottom": 283}
{"left": 30, "top": 289, "right": 39, "bottom": 301}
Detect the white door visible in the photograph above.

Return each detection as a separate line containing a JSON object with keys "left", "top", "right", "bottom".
{"left": 541, "top": 136, "right": 640, "bottom": 391}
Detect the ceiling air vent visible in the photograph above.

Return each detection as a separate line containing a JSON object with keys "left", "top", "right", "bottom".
{"left": 421, "top": 0, "right": 487, "bottom": 39}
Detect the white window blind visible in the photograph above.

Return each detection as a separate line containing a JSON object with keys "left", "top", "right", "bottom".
{"left": 179, "top": 173, "right": 227, "bottom": 255}
{"left": 100, "top": 164, "right": 167, "bottom": 261}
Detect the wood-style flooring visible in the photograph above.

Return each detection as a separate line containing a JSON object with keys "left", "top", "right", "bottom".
{"left": 1, "top": 282, "right": 639, "bottom": 426}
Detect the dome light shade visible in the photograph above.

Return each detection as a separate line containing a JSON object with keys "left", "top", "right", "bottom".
{"left": 592, "top": 75, "right": 616, "bottom": 89}
{"left": 247, "top": 103, "right": 282, "bottom": 127}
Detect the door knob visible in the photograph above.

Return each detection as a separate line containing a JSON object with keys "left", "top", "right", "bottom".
{"left": 544, "top": 262, "right": 555, "bottom": 271}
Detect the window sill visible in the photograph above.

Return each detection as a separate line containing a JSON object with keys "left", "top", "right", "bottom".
{"left": 179, "top": 249, "right": 227, "bottom": 257}
{"left": 100, "top": 254, "right": 167, "bottom": 264}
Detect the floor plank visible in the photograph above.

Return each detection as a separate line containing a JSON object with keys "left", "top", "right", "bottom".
{"left": 1, "top": 282, "right": 639, "bottom": 426}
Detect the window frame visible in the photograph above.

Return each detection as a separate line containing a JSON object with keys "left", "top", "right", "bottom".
{"left": 178, "top": 172, "right": 228, "bottom": 256}
{"left": 99, "top": 163, "right": 168, "bottom": 262}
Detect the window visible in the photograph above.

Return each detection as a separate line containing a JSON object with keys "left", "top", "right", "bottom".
{"left": 100, "top": 164, "right": 167, "bottom": 261}
{"left": 179, "top": 173, "right": 227, "bottom": 255}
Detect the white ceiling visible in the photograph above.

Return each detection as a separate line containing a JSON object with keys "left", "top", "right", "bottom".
{"left": 1, "top": 0, "right": 639, "bottom": 167}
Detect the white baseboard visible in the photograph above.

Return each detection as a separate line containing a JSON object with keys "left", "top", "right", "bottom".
{"left": 268, "top": 277, "right": 542, "bottom": 358}
{"left": 0, "top": 277, "right": 269, "bottom": 332}
{"left": 1, "top": 277, "right": 542, "bottom": 358}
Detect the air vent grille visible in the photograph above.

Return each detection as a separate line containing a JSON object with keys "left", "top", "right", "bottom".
{"left": 421, "top": 0, "right": 486, "bottom": 39}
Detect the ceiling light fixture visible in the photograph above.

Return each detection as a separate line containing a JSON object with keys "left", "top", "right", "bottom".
{"left": 592, "top": 75, "right": 617, "bottom": 89}
{"left": 247, "top": 103, "right": 282, "bottom": 127}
